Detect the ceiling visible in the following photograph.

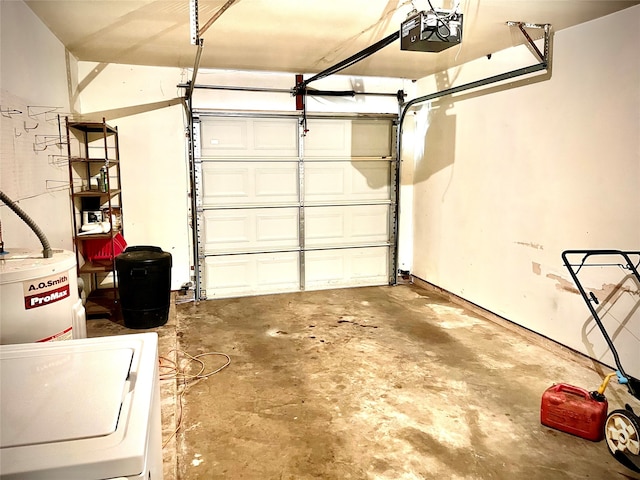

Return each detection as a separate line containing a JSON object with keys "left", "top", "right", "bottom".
{"left": 26, "top": 0, "right": 640, "bottom": 81}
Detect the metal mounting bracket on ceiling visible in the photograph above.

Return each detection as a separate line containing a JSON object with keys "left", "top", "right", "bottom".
{"left": 190, "top": 0, "right": 239, "bottom": 45}
{"left": 198, "top": 0, "right": 239, "bottom": 38}
{"left": 189, "top": 0, "right": 199, "bottom": 45}
{"left": 187, "top": 0, "right": 203, "bottom": 102}
{"left": 187, "top": 0, "right": 240, "bottom": 100}
{"left": 505, "top": 21, "right": 550, "bottom": 63}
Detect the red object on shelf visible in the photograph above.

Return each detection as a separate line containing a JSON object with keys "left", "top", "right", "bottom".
{"left": 540, "top": 383, "right": 608, "bottom": 441}
{"left": 83, "top": 232, "right": 127, "bottom": 261}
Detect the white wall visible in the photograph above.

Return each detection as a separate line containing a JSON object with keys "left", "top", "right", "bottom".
{"left": 0, "top": 0, "right": 76, "bottom": 252}
{"left": 75, "top": 62, "right": 190, "bottom": 290}
{"left": 409, "top": 6, "right": 640, "bottom": 376}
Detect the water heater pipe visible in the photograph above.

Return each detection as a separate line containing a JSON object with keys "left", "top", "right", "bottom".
{"left": 0, "top": 191, "right": 53, "bottom": 258}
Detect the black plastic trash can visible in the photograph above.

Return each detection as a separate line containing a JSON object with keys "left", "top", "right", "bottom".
{"left": 116, "top": 246, "right": 172, "bottom": 329}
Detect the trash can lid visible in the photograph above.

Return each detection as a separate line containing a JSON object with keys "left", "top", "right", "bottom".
{"left": 116, "top": 247, "right": 172, "bottom": 267}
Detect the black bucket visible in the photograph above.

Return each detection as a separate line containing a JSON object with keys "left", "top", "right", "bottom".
{"left": 116, "top": 246, "right": 172, "bottom": 329}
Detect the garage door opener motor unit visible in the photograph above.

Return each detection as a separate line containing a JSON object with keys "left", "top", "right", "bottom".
{"left": 401, "top": 8, "right": 463, "bottom": 52}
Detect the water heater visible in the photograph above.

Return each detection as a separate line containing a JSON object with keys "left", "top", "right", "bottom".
{"left": 0, "top": 248, "right": 86, "bottom": 344}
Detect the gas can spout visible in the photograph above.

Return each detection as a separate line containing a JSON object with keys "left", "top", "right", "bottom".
{"left": 597, "top": 372, "right": 619, "bottom": 396}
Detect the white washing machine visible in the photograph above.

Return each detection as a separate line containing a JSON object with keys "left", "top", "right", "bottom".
{"left": 0, "top": 333, "right": 163, "bottom": 479}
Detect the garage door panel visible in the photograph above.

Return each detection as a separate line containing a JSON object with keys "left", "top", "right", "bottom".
{"left": 205, "top": 252, "right": 300, "bottom": 298}
{"left": 255, "top": 167, "right": 299, "bottom": 199}
{"left": 305, "top": 119, "right": 392, "bottom": 158}
{"left": 257, "top": 254, "right": 300, "bottom": 287}
{"left": 256, "top": 211, "right": 299, "bottom": 243}
{"left": 351, "top": 163, "right": 391, "bottom": 197}
{"left": 205, "top": 257, "right": 251, "bottom": 291}
{"left": 306, "top": 253, "right": 344, "bottom": 283}
{"left": 351, "top": 205, "right": 390, "bottom": 239}
{"left": 304, "top": 120, "right": 350, "bottom": 157}
{"left": 351, "top": 248, "right": 389, "bottom": 279}
{"left": 305, "top": 161, "right": 390, "bottom": 202}
{"left": 202, "top": 162, "right": 298, "bottom": 206}
{"left": 204, "top": 212, "right": 250, "bottom": 250}
{"left": 253, "top": 119, "right": 299, "bottom": 153}
{"left": 351, "top": 120, "right": 392, "bottom": 157}
{"left": 305, "top": 247, "right": 389, "bottom": 290}
{"left": 202, "top": 166, "right": 250, "bottom": 203}
{"left": 203, "top": 208, "right": 299, "bottom": 254}
{"left": 305, "top": 167, "right": 345, "bottom": 197}
{"left": 305, "top": 210, "right": 345, "bottom": 244}
{"left": 201, "top": 118, "right": 298, "bottom": 157}
{"left": 306, "top": 205, "right": 389, "bottom": 247}
{"left": 201, "top": 120, "right": 248, "bottom": 153}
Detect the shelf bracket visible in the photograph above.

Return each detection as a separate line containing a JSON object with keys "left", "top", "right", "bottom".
{"left": 33, "top": 135, "right": 64, "bottom": 152}
{"left": 1, "top": 107, "right": 22, "bottom": 118}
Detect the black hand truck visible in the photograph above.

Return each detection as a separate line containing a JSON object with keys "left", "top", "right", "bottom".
{"left": 562, "top": 250, "right": 640, "bottom": 472}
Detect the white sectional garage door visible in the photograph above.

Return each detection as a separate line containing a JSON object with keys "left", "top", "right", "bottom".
{"left": 194, "top": 113, "right": 396, "bottom": 299}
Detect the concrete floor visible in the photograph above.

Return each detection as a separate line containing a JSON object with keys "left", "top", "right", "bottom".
{"left": 88, "top": 283, "right": 640, "bottom": 480}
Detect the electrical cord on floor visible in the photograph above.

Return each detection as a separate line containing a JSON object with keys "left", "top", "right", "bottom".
{"left": 159, "top": 349, "right": 231, "bottom": 448}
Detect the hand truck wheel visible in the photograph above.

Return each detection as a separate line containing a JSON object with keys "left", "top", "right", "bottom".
{"left": 605, "top": 405, "right": 640, "bottom": 473}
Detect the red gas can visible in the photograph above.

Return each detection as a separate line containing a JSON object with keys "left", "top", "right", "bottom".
{"left": 540, "top": 383, "right": 608, "bottom": 441}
